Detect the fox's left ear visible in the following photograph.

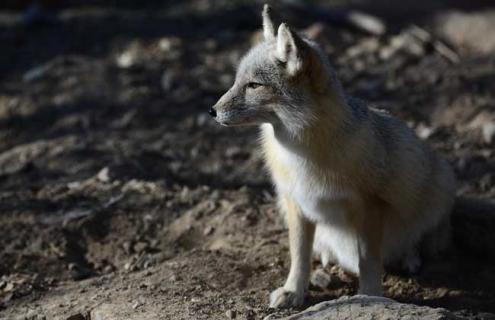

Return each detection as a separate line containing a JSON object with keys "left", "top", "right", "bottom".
{"left": 275, "top": 23, "right": 307, "bottom": 76}
{"left": 262, "top": 4, "right": 276, "bottom": 41}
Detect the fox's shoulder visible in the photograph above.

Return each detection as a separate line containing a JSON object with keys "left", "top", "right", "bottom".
{"left": 345, "top": 95, "right": 391, "bottom": 121}
{"left": 346, "top": 95, "right": 409, "bottom": 132}
{"left": 344, "top": 95, "right": 419, "bottom": 155}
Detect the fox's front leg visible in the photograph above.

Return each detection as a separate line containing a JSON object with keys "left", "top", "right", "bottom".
{"left": 270, "top": 195, "right": 315, "bottom": 308}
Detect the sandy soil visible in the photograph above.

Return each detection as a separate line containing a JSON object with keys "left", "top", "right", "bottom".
{"left": 0, "top": 1, "right": 494, "bottom": 319}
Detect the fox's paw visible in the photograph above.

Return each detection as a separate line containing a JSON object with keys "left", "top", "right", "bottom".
{"left": 269, "top": 287, "right": 304, "bottom": 309}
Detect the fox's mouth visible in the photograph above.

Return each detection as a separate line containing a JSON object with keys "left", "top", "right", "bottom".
{"left": 215, "top": 110, "right": 260, "bottom": 127}
{"left": 217, "top": 119, "right": 257, "bottom": 127}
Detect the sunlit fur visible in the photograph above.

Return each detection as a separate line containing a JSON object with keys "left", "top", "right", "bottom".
{"left": 212, "top": 5, "right": 455, "bottom": 308}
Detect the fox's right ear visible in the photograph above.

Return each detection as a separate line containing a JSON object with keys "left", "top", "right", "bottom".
{"left": 275, "top": 23, "right": 307, "bottom": 76}
{"left": 262, "top": 4, "right": 276, "bottom": 41}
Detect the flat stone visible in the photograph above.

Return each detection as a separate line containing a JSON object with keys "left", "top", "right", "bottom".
{"left": 273, "top": 295, "right": 463, "bottom": 320}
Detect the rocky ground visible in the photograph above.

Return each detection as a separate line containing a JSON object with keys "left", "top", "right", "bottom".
{"left": 0, "top": 1, "right": 495, "bottom": 319}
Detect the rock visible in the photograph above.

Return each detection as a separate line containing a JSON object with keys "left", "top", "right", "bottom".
{"left": 435, "top": 10, "right": 495, "bottom": 55}
{"left": 158, "top": 37, "right": 182, "bottom": 52}
{"left": 23, "top": 62, "right": 53, "bottom": 82}
{"left": 131, "top": 301, "right": 142, "bottom": 310}
{"left": 273, "top": 295, "right": 462, "bottom": 320}
{"left": 482, "top": 121, "right": 495, "bottom": 145}
{"left": 462, "top": 111, "right": 495, "bottom": 145}
{"left": 203, "top": 226, "right": 215, "bottom": 236}
{"left": 67, "top": 263, "right": 92, "bottom": 281}
{"left": 122, "top": 241, "right": 133, "bottom": 255}
{"left": 347, "top": 11, "right": 386, "bottom": 36}
{"left": 310, "top": 268, "right": 332, "bottom": 289}
{"left": 116, "top": 51, "right": 135, "bottom": 68}
{"left": 66, "top": 313, "right": 87, "bottom": 320}
{"left": 91, "top": 304, "right": 120, "bottom": 320}
{"left": 4, "top": 282, "right": 14, "bottom": 292}
{"left": 97, "top": 167, "right": 110, "bottom": 182}
{"left": 225, "top": 309, "right": 236, "bottom": 319}
{"left": 416, "top": 123, "right": 435, "bottom": 140}
{"left": 133, "top": 241, "right": 149, "bottom": 254}
{"left": 161, "top": 70, "right": 177, "bottom": 92}
{"left": 0, "top": 137, "right": 77, "bottom": 175}
{"left": 207, "top": 237, "right": 234, "bottom": 252}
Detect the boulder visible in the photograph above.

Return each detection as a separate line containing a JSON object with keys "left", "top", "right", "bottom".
{"left": 273, "top": 295, "right": 462, "bottom": 320}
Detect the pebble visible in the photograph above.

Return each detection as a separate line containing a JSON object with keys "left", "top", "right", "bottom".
{"left": 310, "top": 268, "right": 332, "bottom": 289}
{"left": 133, "top": 241, "right": 149, "bottom": 253}
{"left": 203, "top": 226, "right": 215, "bottom": 236}
{"left": 66, "top": 314, "right": 85, "bottom": 320}
{"left": 225, "top": 309, "right": 236, "bottom": 319}
{"left": 482, "top": 121, "right": 495, "bottom": 144}
{"left": 97, "top": 167, "right": 110, "bottom": 182}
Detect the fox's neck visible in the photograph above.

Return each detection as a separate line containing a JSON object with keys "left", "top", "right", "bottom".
{"left": 272, "top": 89, "right": 356, "bottom": 152}
{"left": 262, "top": 52, "right": 363, "bottom": 162}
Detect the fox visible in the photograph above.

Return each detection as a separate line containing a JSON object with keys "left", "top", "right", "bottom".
{"left": 209, "top": 5, "right": 456, "bottom": 309}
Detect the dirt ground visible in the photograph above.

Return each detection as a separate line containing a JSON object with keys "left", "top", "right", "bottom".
{"left": 1, "top": 1, "right": 495, "bottom": 319}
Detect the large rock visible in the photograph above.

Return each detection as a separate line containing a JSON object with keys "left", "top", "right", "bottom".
{"left": 434, "top": 10, "right": 495, "bottom": 55}
{"left": 273, "top": 296, "right": 462, "bottom": 320}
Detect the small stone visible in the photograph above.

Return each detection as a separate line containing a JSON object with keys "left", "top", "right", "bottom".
{"left": 169, "top": 274, "right": 181, "bottom": 282}
{"left": 133, "top": 241, "right": 149, "bottom": 253}
{"left": 68, "top": 263, "right": 92, "bottom": 280}
{"left": 124, "top": 261, "right": 133, "bottom": 271}
{"left": 97, "top": 167, "right": 110, "bottom": 182}
{"left": 158, "top": 37, "right": 182, "bottom": 52}
{"left": 23, "top": 63, "right": 52, "bottom": 82}
{"left": 310, "top": 268, "right": 332, "bottom": 289}
{"left": 482, "top": 121, "right": 495, "bottom": 144}
{"left": 161, "top": 70, "right": 176, "bottom": 92}
{"left": 25, "top": 310, "right": 38, "bottom": 320}
{"left": 225, "top": 146, "right": 242, "bottom": 158}
{"left": 203, "top": 226, "right": 214, "bottom": 236}
{"left": 245, "top": 309, "right": 256, "bottom": 320}
{"left": 4, "top": 282, "right": 14, "bottom": 292}
{"left": 103, "top": 264, "right": 114, "bottom": 274}
{"left": 67, "top": 181, "right": 82, "bottom": 190}
{"left": 116, "top": 51, "right": 136, "bottom": 68}
{"left": 66, "top": 314, "right": 85, "bottom": 320}
{"left": 479, "top": 173, "right": 495, "bottom": 192}
{"left": 225, "top": 309, "right": 236, "bottom": 319}
{"left": 416, "top": 123, "right": 434, "bottom": 139}
{"left": 122, "top": 241, "right": 132, "bottom": 254}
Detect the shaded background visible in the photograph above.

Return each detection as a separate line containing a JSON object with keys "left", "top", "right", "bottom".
{"left": 0, "top": 1, "right": 494, "bottom": 319}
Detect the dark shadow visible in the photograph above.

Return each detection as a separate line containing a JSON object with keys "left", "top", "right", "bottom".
{"left": 306, "top": 196, "right": 495, "bottom": 313}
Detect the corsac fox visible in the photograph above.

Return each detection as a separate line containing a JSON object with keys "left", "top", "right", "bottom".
{"left": 209, "top": 5, "right": 455, "bottom": 309}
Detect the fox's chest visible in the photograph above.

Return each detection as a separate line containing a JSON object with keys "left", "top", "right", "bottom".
{"left": 261, "top": 126, "right": 356, "bottom": 223}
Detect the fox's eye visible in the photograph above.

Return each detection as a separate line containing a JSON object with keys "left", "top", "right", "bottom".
{"left": 246, "top": 82, "right": 263, "bottom": 89}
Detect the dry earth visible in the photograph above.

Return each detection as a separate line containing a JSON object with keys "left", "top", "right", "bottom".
{"left": 0, "top": 1, "right": 495, "bottom": 319}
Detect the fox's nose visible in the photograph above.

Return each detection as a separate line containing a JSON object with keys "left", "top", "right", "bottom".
{"left": 208, "top": 107, "right": 217, "bottom": 118}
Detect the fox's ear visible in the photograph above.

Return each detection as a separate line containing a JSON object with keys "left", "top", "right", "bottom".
{"left": 275, "top": 23, "right": 306, "bottom": 76}
{"left": 262, "top": 4, "right": 276, "bottom": 41}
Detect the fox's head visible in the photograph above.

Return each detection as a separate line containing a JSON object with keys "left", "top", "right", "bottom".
{"left": 210, "top": 5, "right": 343, "bottom": 134}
